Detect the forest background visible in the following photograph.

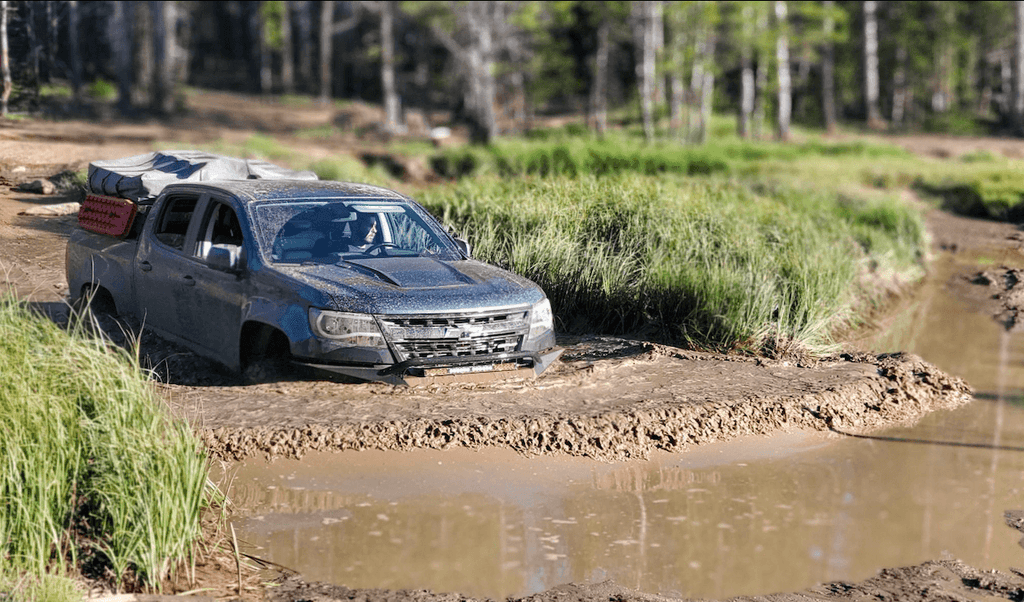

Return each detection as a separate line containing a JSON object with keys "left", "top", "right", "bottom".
{"left": 1, "top": 1, "right": 1023, "bottom": 144}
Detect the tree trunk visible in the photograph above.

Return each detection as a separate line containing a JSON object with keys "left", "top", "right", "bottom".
{"left": 738, "top": 4, "right": 754, "bottom": 138}
{"left": 319, "top": 0, "right": 334, "bottom": 103}
{"left": 670, "top": 74, "right": 683, "bottom": 139}
{"left": 136, "top": 3, "right": 154, "bottom": 106}
{"left": 297, "top": 1, "right": 312, "bottom": 92}
{"left": 697, "top": 72, "right": 713, "bottom": 144}
{"left": 651, "top": 1, "right": 665, "bottom": 110}
{"left": 281, "top": 1, "right": 295, "bottom": 94}
{"left": 689, "top": 35, "right": 706, "bottom": 143}
{"left": 477, "top": 3, "right": 497, "bottom": 142}
{"left": 1015, "top": 1, "right": 1024, "bottom": 133}
{"left": 381, "top": 1, "right": 400, "bottom": 132}
{"left": 45, "top": 0, "right": 55, "bottom": 82}
{"left": 775, "top": 1, "right": 791, "bottom": 141}
{"left": 892, "top": 44, "right": 907, "bottom": 126}
{"left": 753, "top": 6, "right": 768, "bottom": 140}
{"left": 591, "top": 16, "right": 610, "bottom": 136}
{"left": 822, "top": 0, "right": 836, "bottom": 134}
{"left": 114, "top": 1, "right": 134, "bottom": 113}
{"left": 1002, "top": 49, "right": 1013, "bottom": 117}
{"left": 636, "top": 1, "right": 657, "bottom": 143}
{"left": 252, "top": 2, "right": 271, "bottom": 93}
{"left": 68, "top": 1, "right": 82, "bottom": 102}
{"left": 26, "top": 2, "right": 38, "bottom": 94}
{"left": 1, "top": 1, "right": 9, "bottom": 117}
{"left": 151, "top": 0, "right": 176, "bottom": 114}
{"left": 863, "top": 0, "right": 883, "bottom": 128}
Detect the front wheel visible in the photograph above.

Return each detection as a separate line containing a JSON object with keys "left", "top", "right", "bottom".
{"left": 241, "top": 356, "right": 293, "bottom": 385}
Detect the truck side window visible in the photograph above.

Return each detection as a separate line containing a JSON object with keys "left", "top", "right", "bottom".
{"left": 154, "top": 196, "right": 199, "bottom": 250}
{"left": 196, "top": 201, "right": 244, "bottom": 264}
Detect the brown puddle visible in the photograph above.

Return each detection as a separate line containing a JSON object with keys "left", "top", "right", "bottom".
{"left": 221, "top": 250, "right": 1024, "bottom": 600}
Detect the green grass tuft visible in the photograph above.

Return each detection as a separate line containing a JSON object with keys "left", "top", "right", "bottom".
{"left": 0, "top": 295, "right": 208, "bottom": 590}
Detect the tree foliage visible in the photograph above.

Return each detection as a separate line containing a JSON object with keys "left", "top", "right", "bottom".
{"left": 0, "top": 1, "right": 1020, "bottom": 140}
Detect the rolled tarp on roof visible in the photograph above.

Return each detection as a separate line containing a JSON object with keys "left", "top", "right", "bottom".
{"left": 87, "top": 150, "right": 319, "bottom": 201}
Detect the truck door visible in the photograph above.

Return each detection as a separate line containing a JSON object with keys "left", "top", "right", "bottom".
{"left": 178, "top": 198, "right": 247, "bottom": 366}
{"left": 135, "top": 193, "right": 204, "bottom": 347}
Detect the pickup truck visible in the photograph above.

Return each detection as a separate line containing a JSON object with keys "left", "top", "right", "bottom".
{"left": 66, "top": 151, "right": 561, "bottom": 384}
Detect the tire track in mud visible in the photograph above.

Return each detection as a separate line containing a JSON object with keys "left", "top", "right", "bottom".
{"left": 195, "top": 351, "right": 971, "bottom": 462}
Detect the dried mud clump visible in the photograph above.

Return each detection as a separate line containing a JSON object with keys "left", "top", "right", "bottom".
{"left": 971, "top": 267, "right": 1024, "bottom": 331}
{"left": 197, "top": 351, "right": 971, "bottom": 462}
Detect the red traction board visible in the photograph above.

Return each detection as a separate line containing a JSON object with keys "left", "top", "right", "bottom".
{"left": 78, "top": 193, "right": 137, "bottom": 237}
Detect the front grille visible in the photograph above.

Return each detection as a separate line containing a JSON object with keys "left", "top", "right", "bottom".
{"left": 378, "top": 309, "right": 530, "bottom": 362}
{"left": 393, "top": 334, "right": 522, "bottom": 360}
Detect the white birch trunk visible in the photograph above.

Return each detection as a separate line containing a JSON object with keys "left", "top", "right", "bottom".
{"left": 639, "top": 1, "right": 656, "bottom": 142}
{"left": 753, "top": 6, "right": 768, "bottom": 140}
{"left": 591, "top": 15, "right": 609, "bottom": 136}
{"left": 822, "top": 0, "right": 836, "bottom": 134}
{"left": 863, "top": 0, "right": 883, "bottom": 127}
{"left": 775, "top": 1, "right": 791, "bottom": 141}
{"left": 0, "top": 1, "right": 9, "bottom": 116}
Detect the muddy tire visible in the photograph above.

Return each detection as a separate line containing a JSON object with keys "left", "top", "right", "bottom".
{"left": 69, "top": 286, "right": 120, "bottom": 338}
{"left": 240, "top": 325, "right": 293, "bottom": 384}
{"left": 241, "top": 357, "right": 293, "bottom": 384}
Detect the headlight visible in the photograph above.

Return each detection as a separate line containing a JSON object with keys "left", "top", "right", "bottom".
{"left": 308, "top": 308, "right": 387, "bottom": 348}
{"left": 528, "top": 298, "right": 554, "bottom": 341}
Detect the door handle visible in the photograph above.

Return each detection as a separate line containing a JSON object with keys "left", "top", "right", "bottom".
{"left": 182, "top": 275, "right": 196, "bottom": 287}
{"left": 139, "top": 261, "right": 152, "bottom": 272}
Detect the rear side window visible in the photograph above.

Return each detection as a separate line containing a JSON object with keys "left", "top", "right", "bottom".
{"left": 154, "top": 196, "right": 199, "bottom": 250}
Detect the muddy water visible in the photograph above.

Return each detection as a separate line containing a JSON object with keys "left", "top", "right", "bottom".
{"left": 224, "top": 252, "right": 1024, "bottom": 600}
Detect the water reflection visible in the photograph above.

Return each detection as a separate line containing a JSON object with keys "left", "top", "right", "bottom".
{"left": 226, "top": 403, "right": 1024, "bottom": 600}
{"left": 225, "top": 252, "right": 1024, "bottom": 599}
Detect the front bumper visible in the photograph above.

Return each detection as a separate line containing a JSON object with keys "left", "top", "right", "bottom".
{"left": 298, "top": 347, "right": 564, "bottom": 386}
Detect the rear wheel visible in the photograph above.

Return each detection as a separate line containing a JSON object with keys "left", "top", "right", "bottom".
{"left": 69, "top": 285, "right": 120, "bottom": 337}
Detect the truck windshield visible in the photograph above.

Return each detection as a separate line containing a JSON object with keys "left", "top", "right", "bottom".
{"left": 253, "top": 200, "right": 460, "bottom": 264}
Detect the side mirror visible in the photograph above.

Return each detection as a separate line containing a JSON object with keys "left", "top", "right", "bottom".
{"left": 207, "top": 246, "right": 242, "bottom": 272}
{"left": 454, "top": 237, "right": 471, "bottom": 258}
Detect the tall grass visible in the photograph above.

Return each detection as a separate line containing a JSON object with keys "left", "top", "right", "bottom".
{"left": 419, "top": 174, "right": 924, "bottom": 353}
{"left": 913, "top": 159, "right": 1024, "bottom": 221}
{"left": 0, "top": 295, "right": 208, "bottom": 592}
{"left": 429, "top": 133, "right": 909, "bottom": 180}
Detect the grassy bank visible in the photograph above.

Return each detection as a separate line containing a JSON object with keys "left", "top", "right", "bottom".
{"left": 0, "top": 296, "right": 208, "bottom": 599}
{"left": 419, "top": 174, "right": 924, "bottom": 353}
{"left": 427, "top": 132, "right": 1024, "bottom": 224}
{"left": 427, "top": 132, "right": 910, "bottom": 180}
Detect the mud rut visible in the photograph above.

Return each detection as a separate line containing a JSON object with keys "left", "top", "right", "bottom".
{"left": 1, "top": 143, "right": 1021, "bottom": 601}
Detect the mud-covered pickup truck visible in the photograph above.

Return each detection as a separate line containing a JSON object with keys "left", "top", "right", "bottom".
{"left": 66, "top": 151, "right": 560, "bottom": 384}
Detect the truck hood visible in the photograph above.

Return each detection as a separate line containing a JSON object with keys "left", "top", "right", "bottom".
{"left": 275, "top": 257, "right": 544, "bottom": 314}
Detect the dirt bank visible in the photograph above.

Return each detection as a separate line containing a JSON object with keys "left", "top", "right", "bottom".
{"left": 188, "top": 349, "right": 969, "bottom": 462}
{"left": 266, "top": 558, "right": 1024, "bottom": 602}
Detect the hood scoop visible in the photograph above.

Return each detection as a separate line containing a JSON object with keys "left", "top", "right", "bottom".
{"left": 344, "top": 257, "right": 476, "bottom": 288}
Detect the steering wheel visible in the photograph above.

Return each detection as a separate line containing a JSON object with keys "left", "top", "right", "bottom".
{"left": 365, "top": 242, "right": 400, "bottom": 256}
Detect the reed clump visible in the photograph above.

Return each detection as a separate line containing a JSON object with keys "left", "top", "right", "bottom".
{"left": 0, "top": 295, "right": 208, "bottom": 595}
{"left": 419, "top": 174, "right": 923, "bottom": 354}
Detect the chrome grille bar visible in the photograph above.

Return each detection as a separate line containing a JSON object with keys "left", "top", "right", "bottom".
{"left": 378, "top": 308, "right": 530, "bottom": 363}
